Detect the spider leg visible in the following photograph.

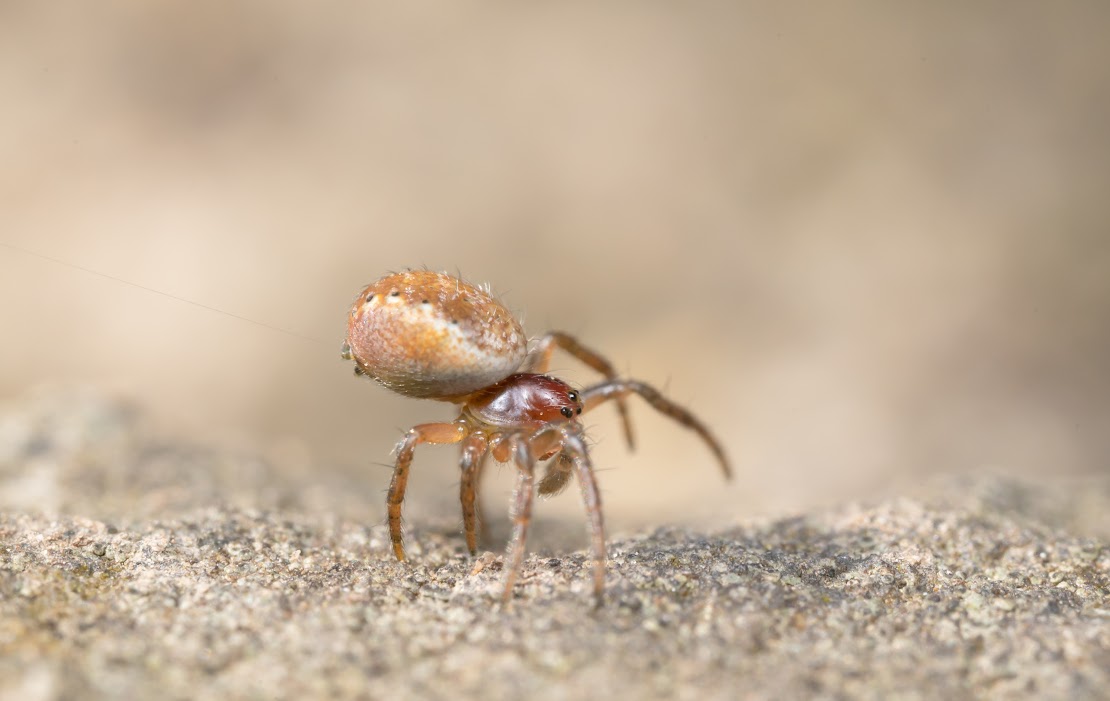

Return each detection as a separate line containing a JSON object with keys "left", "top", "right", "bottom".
{"left": 558, "top": 428, "right": 607, "bottom": 605}
{"left": 458, "top": 433, "right": 489, "bottom": 556}
{"left": 389, "top": 421, "right": 467, "bottom": 561}
{"left": 525, "top": 331, "right": 635, "bottom": 450}
{"left": 501, "top": 436, "right": 536, "bottom": 602}
{"left": 579, "top": 379, "right": 731, "bottom": 479}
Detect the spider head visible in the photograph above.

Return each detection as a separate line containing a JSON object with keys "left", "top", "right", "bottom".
{"left": 466, "top": 373, "right": 584, "bottom": 428}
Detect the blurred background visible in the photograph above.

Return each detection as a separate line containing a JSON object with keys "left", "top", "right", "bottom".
{"left": 1, "top": 2, "right": 1108, "bottom": 536}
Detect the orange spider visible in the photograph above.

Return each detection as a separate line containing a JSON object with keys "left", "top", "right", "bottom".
{"left": 342, "top": 270, "right": 730, "bottom": 603}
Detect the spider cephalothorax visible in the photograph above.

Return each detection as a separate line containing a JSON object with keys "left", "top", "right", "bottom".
{"left": 343, "top": 270, "right": 730, "bottom": 603}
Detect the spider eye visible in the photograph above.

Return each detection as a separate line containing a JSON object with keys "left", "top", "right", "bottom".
{"left": 560, "top": 406, "right": 574, "bottom": 419}
{"left": 567, "top": 390, "right": 579, "bottom": 402}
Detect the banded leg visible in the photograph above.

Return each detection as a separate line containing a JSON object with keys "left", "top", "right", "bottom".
{"left": 389, "top": 421, "right": 467, "bottom": 561}
{"left": 561, "top": 429, "right": 607, "bottom": 605}
{"left": 526, "top": 331, "right": 635, "bottom": 449}
{"left": 501, "top": 437, "right": 536, "bottom": 601}
{"left": 580, "top": 379, "right": 731, "bottom": 479}
{"left": 458, "top": 433, "right": 489, "bottom": 556}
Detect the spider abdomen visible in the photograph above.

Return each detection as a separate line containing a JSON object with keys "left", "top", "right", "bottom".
{"left": 345, "top": 271, "right": 528, "bottom": 398}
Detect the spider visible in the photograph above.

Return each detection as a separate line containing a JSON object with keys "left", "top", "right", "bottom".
{"left": 342, "top": 270, "right": 730, "bottom": 604}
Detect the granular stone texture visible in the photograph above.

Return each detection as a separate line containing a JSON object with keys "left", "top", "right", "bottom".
{"left": 1, "top": 391, "right": 1108, "bottom": 700}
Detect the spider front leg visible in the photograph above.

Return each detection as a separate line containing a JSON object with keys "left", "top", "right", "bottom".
{"left": 580, "top": 380, "right": 732, "bottom": 479}
{"left": 501, "top": 436, "right": 536, "bottom": 602}
{"left": 526, "top": 331, "right": 636, "bottom": 450}
{"left": 458, "top": 433, "right": 489, "bottom": 556}
{"left": 558, "top": 428, "right": 607, "bottom": 604}
{"left": 388, "top": 421, "right": 468, "bottom": 561}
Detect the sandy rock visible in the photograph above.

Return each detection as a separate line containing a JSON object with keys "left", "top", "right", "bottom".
{"left": 1, "top": 392, "right": 1108, "bottom": 700}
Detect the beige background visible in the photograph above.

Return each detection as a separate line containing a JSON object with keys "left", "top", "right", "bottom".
{"left": 2, "top": 2, "right": 1108, "bottom": 532}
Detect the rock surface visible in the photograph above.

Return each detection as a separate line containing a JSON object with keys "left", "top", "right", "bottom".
{"left": 2, "top": 391, "right": 1109, "bottom": 700}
